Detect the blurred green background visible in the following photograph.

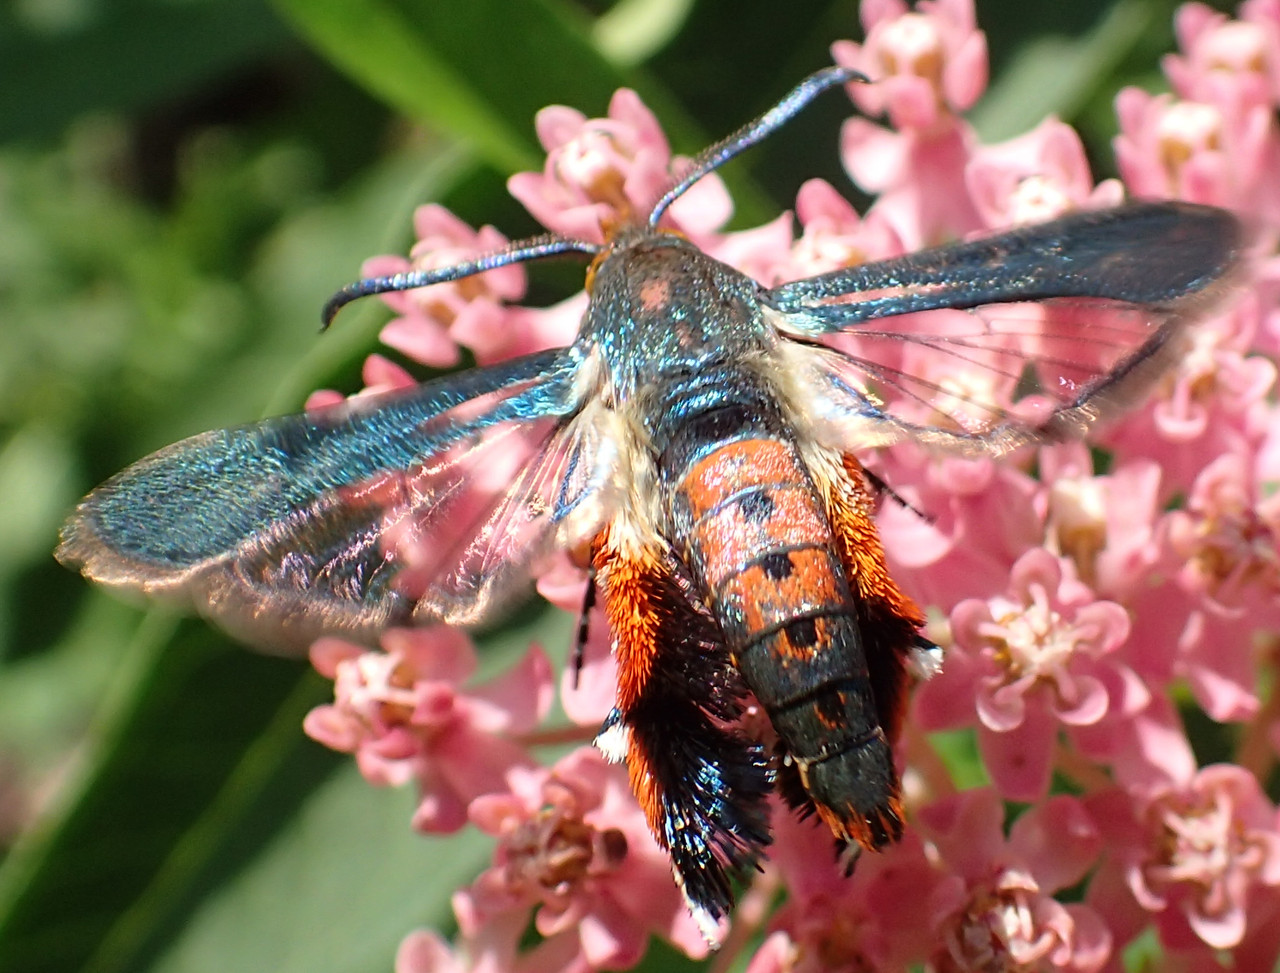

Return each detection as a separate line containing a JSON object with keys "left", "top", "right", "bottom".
{"left": 0, "top": 0, "right": 1229, "bottom": 970}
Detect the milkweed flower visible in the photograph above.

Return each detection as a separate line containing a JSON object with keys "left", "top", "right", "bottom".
{"left": 1087, "top": 765, "right": 1280, "bottom": 954}
{"left": 918, "top": 790, "right": 1110, "bottom": 973}
{"left": 915, "top": 548, "right": 1140, "bottom": 800}
{"left": 461, "top": 748, "right": 712, "bottom": 968}
{"left": 303, "top": 627, "right": 554, "bottom": 832}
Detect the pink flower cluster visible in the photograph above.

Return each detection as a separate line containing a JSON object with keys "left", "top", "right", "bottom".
{"left": 305, "top": 0, "right": 1280, "bottom": 969}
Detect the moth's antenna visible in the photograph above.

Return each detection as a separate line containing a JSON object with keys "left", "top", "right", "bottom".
{"left": 322, "top": 233, "right": 601, "bottom": 328}
{"left": 648, "top": 65, "right": 871, "bottom": 229}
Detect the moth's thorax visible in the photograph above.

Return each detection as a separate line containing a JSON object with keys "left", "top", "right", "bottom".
{"left": 584, "top": 232, "right": 772, "bottom": 398}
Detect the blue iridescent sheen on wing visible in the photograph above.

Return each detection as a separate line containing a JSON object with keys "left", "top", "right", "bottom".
{"left": 58, "top": 347, "right": 586, "bottom": 650}
{"left": 765, "top": 202, "right": 1240, "bottom": 325}
{"left": 762, "top": 203, "right": 1243, "bottom": 457}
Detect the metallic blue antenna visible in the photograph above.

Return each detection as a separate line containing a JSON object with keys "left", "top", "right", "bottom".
{"left": 321, "top": 234, "right": 600, "bottom": 328}
{"left": 322, "top": 65, "right": 872, "bottom": 328}
{"left": 647, "top": 65, "right": 870, "bottom": 228}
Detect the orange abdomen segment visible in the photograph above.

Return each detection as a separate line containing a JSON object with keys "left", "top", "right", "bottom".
{"left": 669, "top": 436, "right": 903, "bottom": 848}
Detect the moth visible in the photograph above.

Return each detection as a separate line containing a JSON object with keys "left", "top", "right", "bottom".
{"left": 57, "top": 66, "right": 1242, "bottom": 936}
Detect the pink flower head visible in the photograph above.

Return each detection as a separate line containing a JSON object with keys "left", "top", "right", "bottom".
{"left": 915, "top": 548, "right": 1134, "bottom": 799}
{"left": 1148, "top": 452, "right": 1273, "bottom": 722}
{"left": 396, "top": 929, "right": 464, "bottom": 973}
{"left": 776, "top": 178, "right": 905, "bottom": 283}
{"left": 396, "top": 906, "right": 587, "bottom": 973}
{"left": 464, "top": 747, "right": 710, "bottom": 968}
{"left": 965, "top": 117, "right": 1124, "bottom": 228}
{"left": 1042, "top": 454, "right": 1165, "bottom": 601}
{"left": 839, "top": 108, "right": 981, "bottom": 249}
{"left": 507, "top": 89, "right": 732, "bottom": 243}
{"left": 1103, "top": 306, "right": 1275, "bottom": 494}
{"left": 1114, "top": 85, "right": 1272, "bottom": 209}
{"left": 832, "top": 0, "right": 989, "bottom": 246}
{"left": 918, "top": 790, "right": 1110, "bottom": 973}
{"left": 874, "top": 448, "right": 1042, "bottom": 611}
{"left": 833, "top": 0, "right": 989, "bottom": 131}
{"left": 756, "top": 812, "right": 944, "bottom": 972}
{"left": 1164, "top": 1, "right": 1280, "bottom": 110}
{"left": 374, "top": 205, "right": 585, "bottom": 367}
{"left": 1089, "top": 765, "right": 1280, "bottom": 952}
{"left": 303, "top": 627, "right": 553, "bottom": 832}
{"left": 1165, "top": 451, "right": 1280, "bottom": 616}
{"left": 363, "top": 205, "right": 529, "bottom": 369}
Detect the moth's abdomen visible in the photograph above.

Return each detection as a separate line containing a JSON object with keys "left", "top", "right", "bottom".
{"left": 668, "top": 432, "right": 904, "bottom": 850}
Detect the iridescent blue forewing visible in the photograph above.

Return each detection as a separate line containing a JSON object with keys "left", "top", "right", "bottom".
{"left": 765, "top": 202, "right": 1242, "bottom": 455}
{"left": 57, "top": 347, "right": 590, "bottom": 653}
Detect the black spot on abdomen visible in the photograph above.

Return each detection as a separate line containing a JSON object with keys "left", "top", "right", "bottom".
{"left": 738, "top": 489, "right": 775, "bottom": 522}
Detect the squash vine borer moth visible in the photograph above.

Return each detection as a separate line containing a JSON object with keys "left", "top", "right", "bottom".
{"left": 56, "top": 66, "right": 1243, "bottom": 937}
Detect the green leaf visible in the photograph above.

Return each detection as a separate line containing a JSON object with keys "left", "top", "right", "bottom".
{"left": 269, "top": 0, "right": 739, "bottom": 208}
{"left": 272, "top": 0, "right": 628, "bottom": 171}
{"left": 148, "top": 767, "right": 490, "bottom": 973}
{"left": 970, "top": 0, "right": 1160, "bottom": 141}
{"left": 0, "top": 618, "right": 333, "bottom": 973}
{"left": 0, "top": 0, "right": 296, "bottom": 144}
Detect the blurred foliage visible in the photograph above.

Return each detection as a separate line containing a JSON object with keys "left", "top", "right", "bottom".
{"left": 0, "top": 0, "right": 1223, "bottom": 970}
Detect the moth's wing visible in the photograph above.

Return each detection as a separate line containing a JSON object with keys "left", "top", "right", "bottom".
{"left": 57, "top": 348, "right": 602, "bottom": 653}
{"left": 763, "top": 201, "right": 1244, "bottom": 455}
{"left": 411, "top": 396, "right": 621, "bottom": 626}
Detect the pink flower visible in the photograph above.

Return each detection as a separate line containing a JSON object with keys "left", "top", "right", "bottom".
{"left": 303, "top": 627, "right": 553, "bottom": 832}
{"left": 365, "top": 205, "right": 528, "bottom": 369}
{"left": 365, "top": 205, "right": 585, "bottom": 367}
{"left": 1103, "top": 305, "right": 1275, "bottom": 494}
{"left": 396, "top": 907, "right": 587, "bottom": 973}
{"left": 918, "top": 790, "right": 1110, "bottom": 973}
{"left": 831, "top": 0, "right": 989, "bottom": 245}
{"left": 1136, "top": 451, "right": 1275, "bottom": 722}
{"left": 965, "top": 117, "right": 1124, "bottom": 228}
{"left": 915, "top": 548, "right": 1134, "bottom": 799}
{"left": 395, "top": 929, "right": 462, "bottom": 973}
{"left": 506, "top": 89, "right": 732, "bottom": 242}
{"left": 1165, "top": 1, "right": 1280, "bottom": 111}
{"left": 833, "top": 0, "right": 988, "bottom": 131}
{"left": 1041, "top": 452, "right": 1164, "bottom": 600}
{"left": 1113, "top": 85, "right": 1272, "bottom": 209}
{"left": 1034, "top": 455, "right": 1261, "bottom": 740}
{"left": 1077, "top": 694, "right": 1198, "bottom": 798}
{"left": 874, "top": 449, "right": 1042, "bottom": 610}
{"left": 462, "top": 748, "right": 710, "bottom": 968}
{"left": 839, "top": 112, "right": 980, "bottom": 249}
{"left": 754, "top": 812, "right": 944, "bottom": 972}
{"left": 775, "top": 178, "right": 904, "bottom": 283}
{"left": 1165, "top": 451, "right": 1280, "bottom": 616}
{"left": 1087, "top": 765, "right": 1280, "bottom": 952}
{"left": 459, "top": 293, "right": 586, "bottom": 366}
